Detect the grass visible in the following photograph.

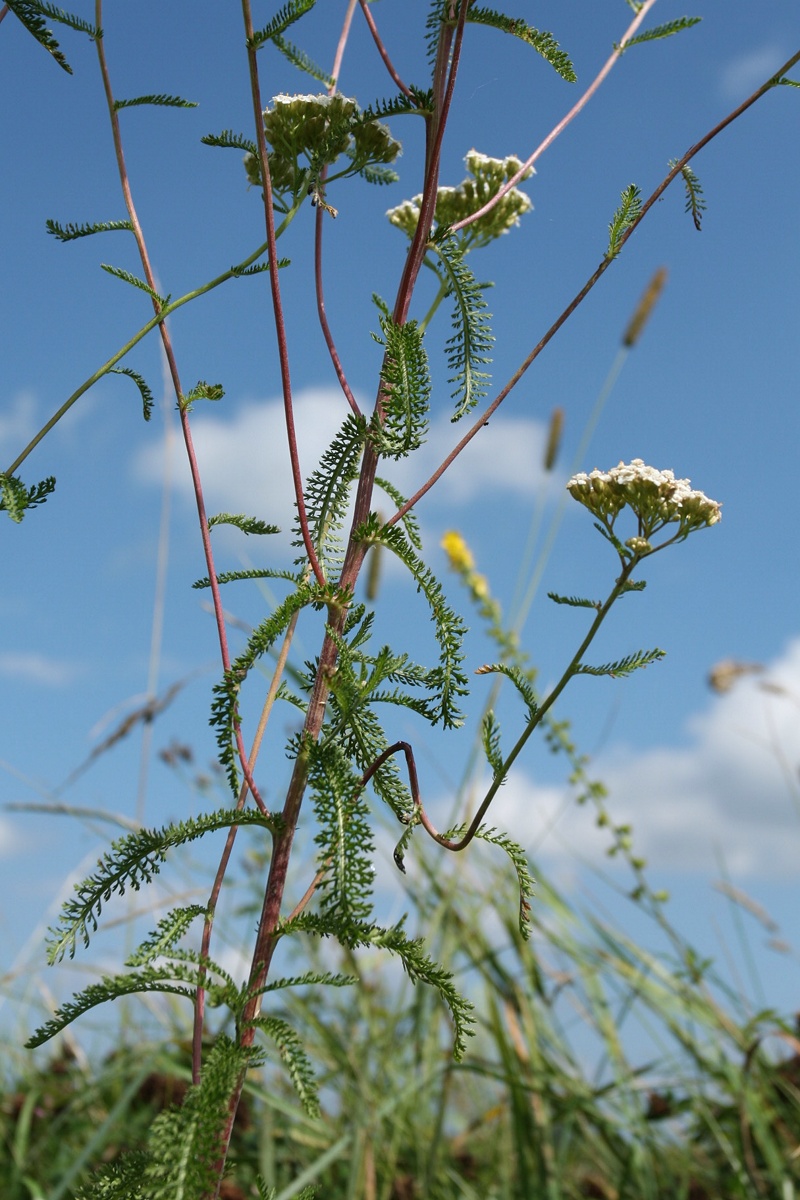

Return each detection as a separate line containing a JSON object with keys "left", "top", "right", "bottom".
{"left": 3, "top": 837, "right": 799, "bottom": 1200}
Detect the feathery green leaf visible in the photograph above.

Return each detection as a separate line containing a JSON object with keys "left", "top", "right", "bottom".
{"left": 113, "top": 93, "right": 197, "bottom": 110}
{"left": 46, "top": 217, "right": 133, "bottom": 241}
{"left": 272, "top": 34, "right": 334, "bottom": 85}
{"left": 45, "top": 807, "right": 278, "bottom": 963}
{"left": 618, "top": 16, "right": 701, "bottom": 52}
{"left": 430, "top": 234, "right": 494, "bottom": 419}
{"left": 201, "top": 128, "right": 258, "bottom": 156}
{"left": 207, "top": 512, "right": 281, "bottom": 536}
{"left": 4, "top": 0, "right": 74, "bottom": 71}
{"left": 248, "top": 0, "right": 317, "bottom": 48}
{"left": 606, "top": 184, "right": 642, "bottom": 259}
{"left": 0, "top": 473, "right": 56, "bottom": 522}
{"left": 465, "top": 7, "right": 576, "bottom": 81}
{"left": 100, "top": 263, "right": 168, "bottom": 306}
{"left": 371, "top": 315, "right": 431, "bottom": 459}
{"left": 547, "top": 591, "right": 601, "bottom": 609}
{"left": 575, "top": 647, "right": 666, "bottom": 677}
{"left": 109, "top": 366, "right": 154, "bottom": 421}
{"left": 294, "top": 413, "right": 366, "bottom": 574}
{"left": 476, "top": 661, "right": 538, "bottom": 722}
{"left": 670, "top": 158, "right": 707, "bottom": 230}
{"left": 248, "top": 1015, "right": 320, "bottom": 1117}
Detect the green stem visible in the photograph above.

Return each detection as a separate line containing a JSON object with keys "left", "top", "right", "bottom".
{"left": 4, "top": 206, "right": 303, "bottom": 479}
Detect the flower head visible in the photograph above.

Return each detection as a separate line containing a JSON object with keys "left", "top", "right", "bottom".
{"left": 387, "top": 149, "right": 533, "bottom": 248}
{"left": 567, "top": 459, "right": 721, "bottom": 555}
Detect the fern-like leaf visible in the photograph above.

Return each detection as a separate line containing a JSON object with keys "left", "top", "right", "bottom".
{"left": 361, "top": 87, "right": 435, "bottom": 122}
{"left": 374, "top": 478, "right": 422, "bottom": 549}
{"left": 22, "top": 0, "right": 99, "bottom": 35}
{"left": 248, "top": 0, "right": 316, "bottom": 48}
{"left": 481, "top": 710, "right": 504, "bottom": 777}
{"left": 271, "top": 34, "right": 333, "bottom": 85}
{"left": 231, "top": 258, "right": 290, "bottom": 276}
{"left": 108, "top": 366, "right": 154, "bottom": 421}
{"left": 575, "top": 647, "right": 665, "bottom": 678}
{"left": 137, "top": 1037, "right": 254, "bottom": 1200}
{"left": 207, "top": 512, "right": 281, "bottom": 536}
{"left": 475, "top": 661, "right": 538, "bottom": 722}
{"left": 113, "top": 93, "right": 198, "bottom": 110}
{"left": 670, "top": 158, "right": 707, "bottom": 231}
{"left": 618, "top": 16, "right": 701, "bottom": 52}
{"left": 430, "top": 234, "right": 494, "bottom": 420}
{"left": 0, "top": 473, "right": 56, "bottom": 522}
{"left": 201, "top": 129, "right": 258, "bottom": 156}
{"left": 294, "top": 413, "right": 366, "bottom": 574}
{"left": 444, "top": 822, "right": 536, "bottom": 938}
{"left": 249, "top": 1016, "right": 320, "bottom": 1117}
{"left": 192, "top": 566, "right": 297, "bottom": 590}
{"left": 309, "top": 741, "right": 375, "bottom": 931}
{"left": 465, "top": 7, "right": 576, "bottom": 81}
{"left": 125, "top": 906, "right": 208, "bottom": 966}
{"left": 371, "top": 315, "right": 431, "bottom": 459}
{"left": 100, "top": 263, "right": 168, "bottom": 306}
{"left": 27, "top": 966, "right": 199, "bottom": 1046}
{"left": 358, "top": 516, "right": 468, "bottom": 729}
{"left": 547, "top": 591, "right": 601, "bottom": 610}
{"left": 288, "top": 913, "right": 475, "bottom": 1059}
{"left": 210, "top": 583, "right": 324, "bottom": 793}
{"left": 4, "top": 0, "right": 73, "bottom": 71}
{"left": 46, "top": 808, "right": 278, "bottom": 963}
{"left": 606, "top": 184, "right": 642, "bottom": 259}
{"left": 46, "top": 217, "right": 133, "bottom": 241}
{"left": 179, "top": 380, "right": 224, "bottom": 412}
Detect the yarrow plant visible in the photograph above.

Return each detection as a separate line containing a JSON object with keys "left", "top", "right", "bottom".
{"left": 2, "top": 2, "right": 797, "bottom": 1197}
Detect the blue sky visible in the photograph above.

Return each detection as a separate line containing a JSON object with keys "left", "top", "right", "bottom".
{"left": 2, "top": 1, "right": 800, "bottom": 1036}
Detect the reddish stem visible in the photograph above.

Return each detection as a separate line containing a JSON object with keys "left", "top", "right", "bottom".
{"left": 358, "top": 0, "right": 412, "bottom": 96}
{"left": 386, "top": 46, "right": 800, "bottom": 529}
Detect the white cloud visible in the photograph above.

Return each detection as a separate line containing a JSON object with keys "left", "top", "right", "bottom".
{"left": 0, "top": 392, "right": 37, "bottom": 460}
{"left": 0, "top": 652, "right": 82, "bottom": 687}
{"left": 133, "top": 387, "right": 558, "bottom": 540}
{"left": 718, "top": 45, "right": 787, "bottom": 102}
{"left": 473, "top": 638, "right": 800, "bottom": 880}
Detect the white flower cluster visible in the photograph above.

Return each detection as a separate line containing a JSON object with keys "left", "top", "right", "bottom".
{"left": 386, "top": 149, "right": 533, "bottom": 247}
{"left": 566, "top": 459, "right": 721, "bottom": 551}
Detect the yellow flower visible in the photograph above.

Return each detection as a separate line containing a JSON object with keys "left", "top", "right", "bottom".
{"left": 441, "top": 530, "right": 474, "bottom": 572}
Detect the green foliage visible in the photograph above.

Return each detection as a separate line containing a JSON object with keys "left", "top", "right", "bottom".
{"left": 192, "top": 566, "right": 297, "bottom": 590}
{"left": 361, "top": 87, "right": 436, "bottom": 123}
{"left": 374, "top": 476, "right": 423, "bottom": 549}
{"left": 4, "top": 0, "right": 75, "bottom": 72}
{"left": 0, "top": 472, "right": 56, "bottom": 522}
{"left": 248, "top": 1015, "right": 321, "bottom": 1117}
{"left": 207, "top": 512, "right": 281, "bottom": 536}
{"left": 46, "top": 217, "right": 134, "bottom": 241}
{"left": 200, "top": 128, "right": 258, "bottom": 156}
{"left": 210, "top": 582, "right": 326, "bottom": 793}
{"left": 429, "top": 233, "right": 494, "bottom": 419}
{"left": 135, "top": 1036, "right": 254, "bottom": 1200}
{"left": 100, "top": 263, "right": 168, "bottom": 306}
{"left": 618, "top": 15, "right": 702, "bottom": 52}
{"left": 287, "top": 912, "right": 475, "bottom": 1060}
{"left": 248, "top": 0, "right": 317, "bottom": 50}
{"left": 370, "top": 315, "right": 431, "bottom": 459}
{"left": 547, "top": 590, "right": 601, "bottom": 609}
{"left": 309, "top": 740, "right": 375, "bottom": 931}
{"left": 113, "top": 94, "right": 198, "bottom": 110}
{"left": 476, "top": 661, "right": 538, "bottom": 722}
{"left": 108, "top": 366, "right": 154, "bottom": 420}
{"left": 606, "top": 183, "right": 643, "bottom": 258}
{"left": 443, "top": 822, "right": 535, "bottom": 937}
{"left": 465, "top": 7, "right": 577, "bottom": 82}
{"left": 671, "top": 158, "right": 707, "bottom": 230}
{"left": 481, "top": 708, "right": 505, "bottom": 777}
{"left": 271, "top": 35, "right": 334, "bottom": 86}
{"left": 295, "top": 413, "right": 366, "bottom": 574}
{"left": 575, "top": 646, "right": 666, "bottom": 677}
{"left": 179, "top": 380, "right": 225, "bottom": 412}
{"left": 44, "top": 808, "right": 278, "bottom": 964}
{"left": 359, "top": 516, "right": 469, "bottom": 729}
